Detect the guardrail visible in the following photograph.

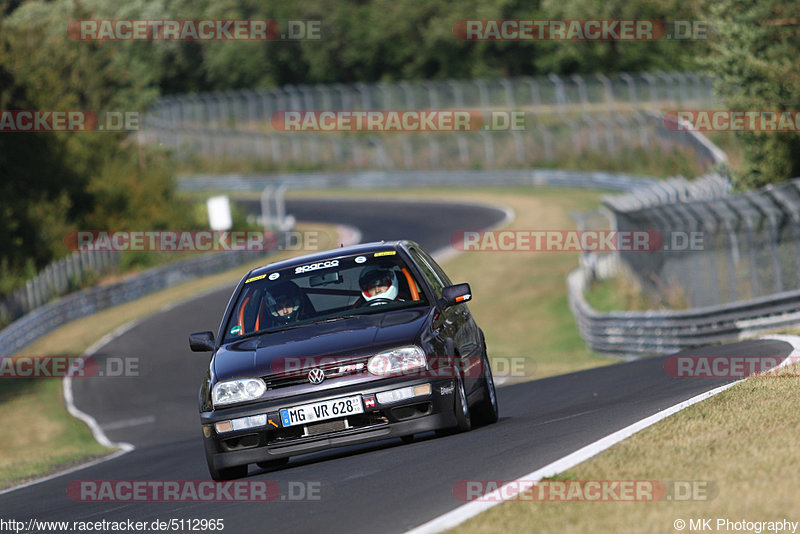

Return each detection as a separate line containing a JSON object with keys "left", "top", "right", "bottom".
{"left": 0, "top": 245, "right": 287, "bottom": 357}
{"left": 567, "top": 264, "right": 800, "bottom": 355}
{"left": 570, "top": 168, "right": 800, "bottom": 355}
{"left": 178, "top": 168, "right": 661, "bottom": 192}
{"left": 142, "top": 72, "right": 716, "bottom": 171}
{"left": 0, "top": 249, "right": 120, "bottom": 327}
{"left": 147, "top": 72, "right": 714, "bottom": 129}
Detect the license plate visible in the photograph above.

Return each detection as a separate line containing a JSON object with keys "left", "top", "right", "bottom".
{"left": 280, "top": 395, "right": 364, "bottom": 427}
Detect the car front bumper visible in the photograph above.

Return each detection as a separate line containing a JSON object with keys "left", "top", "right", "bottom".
{"left": 201, "top": 376, "right": 457, "bottom": 469}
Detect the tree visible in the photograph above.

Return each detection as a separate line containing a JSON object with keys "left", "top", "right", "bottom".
{"left": 702, "top": 0, "right": 800, "bottom": 188}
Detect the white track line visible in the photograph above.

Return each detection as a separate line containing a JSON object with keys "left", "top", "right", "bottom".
{"left": 0, "top": 321, "right": 142, "bottom": 497}
{"left": 407, "top": 335, "right": 800, "bottom": 533}
{"left": 102, "top": 415, "right": 156, "bottom": 431}
{"left": 63, "top": 321, "right": 138, "bottom": 453}
{"left": 430, "top": 204, "right": 515, "bottom": 264}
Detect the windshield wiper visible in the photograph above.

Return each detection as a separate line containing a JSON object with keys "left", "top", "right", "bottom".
{"left": 316, "top": 314, "right": 362, "bottom": 323}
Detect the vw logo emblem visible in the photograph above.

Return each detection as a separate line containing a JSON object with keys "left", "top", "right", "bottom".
{"left": 308, "top": 368, "right": 325, "bottom": 384}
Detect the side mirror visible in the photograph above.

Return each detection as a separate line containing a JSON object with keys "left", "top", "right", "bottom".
{"left": 440, "top": 283, "right": 472, "bottom": 308}
{"left": 189, "top": 331, "right": 215, "bottom": 352}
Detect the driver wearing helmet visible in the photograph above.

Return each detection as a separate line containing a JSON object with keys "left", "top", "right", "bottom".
{"left": 358, "top": 265, "right": 400, "bottom": 305}
{"left": 266, "top": 282, "right": 304, "bottom": 325}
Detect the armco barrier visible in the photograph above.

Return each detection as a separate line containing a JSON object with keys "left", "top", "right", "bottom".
{"left": 143, "top": 72, "right": 716, "bottom": 171}
{"left": 178, "top": 168, "right": 661, "bottom": 193}
{"left": 0, "top": 249, "right": 275, "bottom": 357}
{"left": 567, "top": 266, "right": 800, "bottom": 355}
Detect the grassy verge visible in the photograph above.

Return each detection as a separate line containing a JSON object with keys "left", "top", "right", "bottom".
{"left": 584, "top": 272, "right": 689, "bottom": 311}
{"left": 0, "top": 223, "right": 340, "bottom": 490}
{"left": 177, "top": 144, "right": 703, "bottom": 181}
{"left": 451, "top": 363, "right": 800, "bottom": 534}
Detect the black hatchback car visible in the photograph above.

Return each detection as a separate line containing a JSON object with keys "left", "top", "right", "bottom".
{"left": 189, "top": 240, "right": 498, "bottom": 480}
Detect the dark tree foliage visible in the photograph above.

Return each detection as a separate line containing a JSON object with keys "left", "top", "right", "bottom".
{"left": 702, "top": 0, "right": 800, "bottom": 188}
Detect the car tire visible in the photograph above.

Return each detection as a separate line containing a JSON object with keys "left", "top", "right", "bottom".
{"left": 436, "top": 375, "right": 472, "bottom": 437}
{"left": 256, "top": 457, "right": 290, "bottom": 470}
{"left": 207, "top": 462, "right": 248, "bottom": 481}
{"left": 471, "top": 351, "right": 499, "bottom": 426}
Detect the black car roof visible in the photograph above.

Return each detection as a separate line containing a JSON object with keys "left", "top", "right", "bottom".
{"left": 244, "top": 240, "right": 417, "bottom": 279}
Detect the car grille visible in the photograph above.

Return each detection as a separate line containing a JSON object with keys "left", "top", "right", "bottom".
{"left": 269, "top": 413, "right": 389, "bottom": 443}
{"left": 262, "top": 356, "right": 370, "bottom": 390}
{"left": 304, "top": 419, "right": 348, "bottom": 436}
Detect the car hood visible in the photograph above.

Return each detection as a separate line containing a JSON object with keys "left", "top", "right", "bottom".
{"left": 213, "top": 308, "right": 430, "bottom": 381}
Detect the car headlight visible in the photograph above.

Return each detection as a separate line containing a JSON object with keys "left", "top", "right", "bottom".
{"left": 212, "top": 378, "right": 266, "bottom": 406}
{"left": 367, "top": 346, "right": 427, "bottom": 376}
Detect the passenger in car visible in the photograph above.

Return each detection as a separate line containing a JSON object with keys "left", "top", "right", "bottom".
{"left": 264, "top": 281, "right": 312, "bottom": 325}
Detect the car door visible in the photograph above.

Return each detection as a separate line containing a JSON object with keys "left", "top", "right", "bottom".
{"left": 407, "top": 247, "right": 483, "bottom": 396}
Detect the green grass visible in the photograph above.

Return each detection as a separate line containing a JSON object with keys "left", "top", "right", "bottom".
{"left": 451, "top": 365, "right": 800, "bottom": 534}
{"left": 0, "top": 378, "right": 112, "bottom": 486}
{"left": 584, "top": 272, "right": 689, "bottom": 312}
{"left": 176, "top": 144, "right": 704, "bottom": 181}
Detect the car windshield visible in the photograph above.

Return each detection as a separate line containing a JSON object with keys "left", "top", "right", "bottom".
{"left": 223, "top": 250, "right": 428, "bottom": 341}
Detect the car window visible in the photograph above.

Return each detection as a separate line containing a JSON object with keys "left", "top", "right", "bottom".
{"left": 223, "top": 251, "right": 427, "bottom": 341}
{"left": 416, "top": 247, "right": 453, "bottom": 287}
{"left": 408, "top": 247, "right": 445, "bottom": 298}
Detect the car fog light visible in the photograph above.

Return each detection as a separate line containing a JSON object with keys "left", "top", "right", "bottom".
{"left": 215, "top": 414, "right": 267, "bottom": 434}
{"left": 215, "top": 421, "right": 233, "bottom": 433}
{"left": 376, "top": 383, "right": 432, "bottom": 405}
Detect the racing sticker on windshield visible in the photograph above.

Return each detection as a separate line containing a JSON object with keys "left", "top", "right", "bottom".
{"left": 229, "top": 325, "right": 242, "bottom": 336}
{"left": 294, "top": 259, "right": 339, "bottom": 274}
{"left": 374, "top": 251, "right": 396, "bottom": 257}
{"left": 245, "top": 273, "right": 267, "bottom": 284}
{"left": 269, "top": 272, "right": 280, "bottom": 280}
{"left": 355, "top": 255, "right": 367, "bottom": 264}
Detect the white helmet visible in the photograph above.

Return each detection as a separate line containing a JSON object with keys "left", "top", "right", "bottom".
{"left": 359, "top": 266, "right": 398, "bottom": 302}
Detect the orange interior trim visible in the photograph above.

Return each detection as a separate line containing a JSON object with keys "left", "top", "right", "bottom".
{"left": 238, "top": 295, "right": 250, "bottom": 334}
{"left": 255, "top": 297, "right": 267, "bottom": 332}
{"left": 401, "top": 267, "right": 421, "bottom": 301}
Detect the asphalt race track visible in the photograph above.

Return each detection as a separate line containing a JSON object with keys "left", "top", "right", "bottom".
{"left": 1, "top": 198, "right": 794, "bottom": 534}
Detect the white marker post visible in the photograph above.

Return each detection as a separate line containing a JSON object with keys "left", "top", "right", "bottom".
{"left": 207, "top": 195, "right": 233, "bottom": 231}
